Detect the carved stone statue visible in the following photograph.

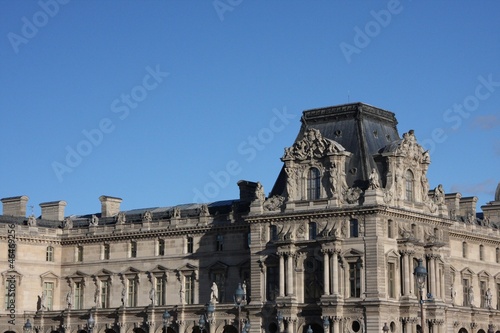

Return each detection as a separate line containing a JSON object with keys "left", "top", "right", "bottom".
{"left": 282, "top": 128, "right": 345, "bottom": 161}
{"left": 242, "top": 280, "right": 247, "bottom": 301}
{"left": 210, "top": 282, "right": 219, "bottom": 303}
{"left": 66, "top": 291, "right": 72, "bottom": 309}
{"left": 121, "top": 285, "right": 127, "bottom": 306}
{"left": 263, "top": 195, "right": 285, "bottom": 211}
{"left": 63, "top": 217, "right": 73, "bottom": 229}
{"left": 485, "top": 288, "right": 493, "bottom": 308}
{"left": 143, "top": 210, "right": 153, "bottom": 222}
{"left": 40, "top": 291, "right": 47, "bottom": 310}
{"left": 421, "top": 175, "right": 429, "bottom": 201}
{"left": 116, "top": 212, "right": 126, "bottom": 224}
{"left": 149, "top": 287, "right": 156, "bottom": 305}
{"left": 468, "top": 286, "right": 474, "bottom": 307}
{"left": 94, "top": 286, "right": 100, "bottom": 306}
{"left": 27, "top": 215, "right": 37, "bottom": 227}
{"left": 199, "top": 204, "right": 210, "bottom": 217}
{"left": 433, "top": 184, "right": 445, "bottom": 205}
{"left": 180, "top": 283, "right": 185, "bottom": 304}
{"left": 368, "top": 168, "right": 380, "bottom": 189}
{"left": 172, "top": 207, "right": 181, "bottom": 219}
{"left": 255, "top": 182, "right": 265, "bottom": 202}
{"left": 89, "top": 214, "right": 99, "bottom": 226}
{"left": 328, "top": 163, "right": 338, "bottom": 195}
{"left": 450, "top": 285, "right": 456, "bottom": 305}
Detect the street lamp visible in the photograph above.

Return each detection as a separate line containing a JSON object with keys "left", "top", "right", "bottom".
{"left": 162, "top": 310, "right": 171, "bottom": 332}
{"left": 87, "top": 313, "right": 95, "bottom": 333}
{"left": 243, "top": 320, "right": 251, "bottom": 333}
{"left": 382, "top": 323, "right": 389, "bottom": 332}
{"left": 413, "top": 259, "right": 428, "bottom": 333}
{"left": 199, "top": 314, "right": 206, "bottom": 333}
{"left": 23, "top": 319, "right": 32, "bottom": 333}
{"left": 234, "top": 283, "right": 245, "bottom": 333}
{"left": 277, "top": 311, "right": 283, "bottom": 333}
{"left": 323, "top": 317, "right": 330, "bottom": 333}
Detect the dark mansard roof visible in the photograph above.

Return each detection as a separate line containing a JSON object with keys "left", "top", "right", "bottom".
{"left": 270, "top": 102, "right": 400, "bottom": 196}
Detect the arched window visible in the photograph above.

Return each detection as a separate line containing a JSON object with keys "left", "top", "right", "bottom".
{"left": 405, "top": 170, "right": 414, "bottom": 201}
{"left": 307, "top": 168, "right": 321, "bottom": 200}
{"left": 309, "top": 222, "right": 317, "bottom": 240}
{"left": 46, "top": 246, "right": 54, "bottom": 262}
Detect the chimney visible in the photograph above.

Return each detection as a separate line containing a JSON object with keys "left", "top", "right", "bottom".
{"left": 237, "top": 180, "right": 259, "bottom": 203}
{"left": 459, "top": 196, "right": 478, "bottom": 218}
{"left": 40, "top": 201, "right": 67, "bottom": 221}
{"left": 99, "top": 195, "right": 122, "bottom": 217}
{"left": 445, "top": 193, "right": 461, "bottom": 218}
{"left": 1, "top": 196, "right": 29, "bottom": 217}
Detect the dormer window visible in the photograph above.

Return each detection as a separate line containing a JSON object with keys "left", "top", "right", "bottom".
{"left": 307, "top": 167, "right": 321, "bottom": 200}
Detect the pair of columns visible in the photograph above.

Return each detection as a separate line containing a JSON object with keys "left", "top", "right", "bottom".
{"left": 278, "top": 251, "right": 295, "bottom": 297}
{"left": 322, "top": 248, "right": 340, "bottom": 296}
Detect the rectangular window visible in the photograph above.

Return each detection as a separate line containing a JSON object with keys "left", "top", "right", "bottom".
{"left": 130, "top": 241, "right": 137, "bottom": 258}
{"left": 388, "top": 262, "right": 395, "bottom": 298}
{"left": 387, "top": 220, "right": 393, "bottom": 238}
{"left": 185, "top": 275, "right": 194, "bottom": 305}
{"left": 480, "top": 281, "right": 487, "bottom": 308}
{"left": 349, "top": 262, "right": 361, "bottom": 298}
{"left": 43, "top": 282, "right": 54, "bottom": 311}
{"left": 103, "top": 244, "right": 110, "bottom": 260}
{"left": 158, "top": 239, "right": 165, "bottom": 256}
{"left": 497, "top": 283, "right": 500, "bottom": 310}
{"left": 74, "top": 282, "right": 83, "bottom": 310}
{"left": 128, "top": 279, "right": 136, "bottom": 307}
{"left": 463, "top": 279, "right": 470, "bottom": 306}
{"left": 350, "top": 220, "right": 359, "bottom": 238}
{"left": 266, "top": 266, "right": 279, "bottom": 301}
{"left": 187, "top": 237, "right": 194, "bottom": 254}
{"left": 100, "top": 280, "right": 109, "bottom": 308}
{"left": 156, "top": 277, "right": 166, "bottom": 306}
{"left": 46, "top": 246, "right": 54, "bottom": 262}
{"left": 216, "top": 235, "right": 224, "bottom": 251}
{"left": 77, "top": 246, "right": 83, "bottom": 262}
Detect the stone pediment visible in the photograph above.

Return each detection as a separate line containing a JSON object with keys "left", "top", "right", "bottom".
{"left": 282, "top": 128, "right": 346, "bottom": 161}
{"left": 208, "top": 261, "right": 229, "bottom": 272}
{"left": 2, "top": 269, "right": 23, "bottom": 286}
{"left": 177, "top": 263, "right": 198, "bottom": 271}
{"left": 148, "top": 265, "right": 168, "bottom": 273}
{"left": 120, "top": 267, "right": 141, "bottom": 276}
{"left": 380, "top": 130, "right": 430, "bottom": 165}
{"left": 93, "top": 268, "right": 114, "bottom": 277}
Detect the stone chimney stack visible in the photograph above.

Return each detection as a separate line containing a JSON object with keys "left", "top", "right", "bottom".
{"left": 459, "top": 196, "right": 478, "bottom": 219}
{"left": 99, "top": 195, "right": 122, "bottom": 217}
{"left": 40, "top": 201, "right": 67, "bottom": 221}
{"left": 237, "top": 180, "right": 259, "bottom": 203}
{"left": 1, "top": 196, "right": 29, "bottom": 217}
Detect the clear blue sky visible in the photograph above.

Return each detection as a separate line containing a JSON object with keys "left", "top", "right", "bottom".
{"left": 1, "top": 0, "right": 499, "bottom": 216}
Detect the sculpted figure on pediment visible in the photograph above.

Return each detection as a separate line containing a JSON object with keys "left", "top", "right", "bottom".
{"left": 328, "top": 162, "right": 338, "bottom": 195}
{"left": 264, "top": 195, "right": 285, "bottom": 211}
{"left": 255, "top": 182, "right": 265, "bottom": 203}
{"left": 421, "top": 175, "right": 430, "bottom": 201}
{"left": 396, "top": 130, "right": 428, "bottom": 165}
{"left": 282, "top": 128, "right": 344, "bottom": 161}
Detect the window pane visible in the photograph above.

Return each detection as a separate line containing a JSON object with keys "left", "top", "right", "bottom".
{"left": 307, "top": 168, "right": 321, "bottom": 200}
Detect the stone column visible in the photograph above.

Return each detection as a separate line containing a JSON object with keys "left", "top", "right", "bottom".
{"left": 401, "top": 251, "right": 410, "bottom": 296}
{"left": 323, "top": 249, "right": 330, "bottom": 295}
{"left": 332, "top": 250, "right": 339, "bottom": 295}
{"left": 279, "top": 253, "right": 285, "bottom": 297}
{"left": 332, "top": 317, "right": 340, "bottom": 333}
{"left": 427, "top": 255, "right": 435, "bottom": 297}
{"left": 286, "top": 253, "right": 294, "bottom": 296}
{"left": 434, "top": 255, "right": 440, "bottom": 299}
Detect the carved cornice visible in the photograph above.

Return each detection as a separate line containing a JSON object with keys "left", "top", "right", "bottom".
{"left": 449, "top": 230, "right": 500, "bottom": 246}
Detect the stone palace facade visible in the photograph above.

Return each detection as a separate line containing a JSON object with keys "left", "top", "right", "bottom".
{"left": 1, "top": 103, "right": 500, "bottom": 333}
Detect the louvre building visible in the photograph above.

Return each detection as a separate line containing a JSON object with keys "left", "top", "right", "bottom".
{"left": 2, "top": 103, "right": 500, "bottom": 333}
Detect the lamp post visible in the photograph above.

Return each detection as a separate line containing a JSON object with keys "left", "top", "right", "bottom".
{"left": 277, "top": 311, "right": 283, "bottom": 333}
{"left": 87, "top": 313, "right": 95, "bottom": 333}
{"left": 234, "top": 283, "right": 245, "bottom": 333}
{"left": 23, "top": 319, "right": 32, "bottom": 333}
{"left": 162, "top": 309, "right": 171, "bottom": 332}
{"left": 323, "top": 317, "right": 330, "bottom": 333}
{"left": 243, "top": 320, "right": 251, "bottom": 333}
{"left": 199, "top": 314, "right": 206, "bottom": 333}
{"left": 382, "top": 323, "right": 389, "bottom": 332}
{"left": 413, "top": 258, "right": 428, "bottom": 333}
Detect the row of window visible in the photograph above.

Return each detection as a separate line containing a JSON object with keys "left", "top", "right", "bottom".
{"left": 304, "top": 167, "right": 416, "bottom": 201}
{"left": 462, "top": 242, "right": 500, "bottom": 263}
